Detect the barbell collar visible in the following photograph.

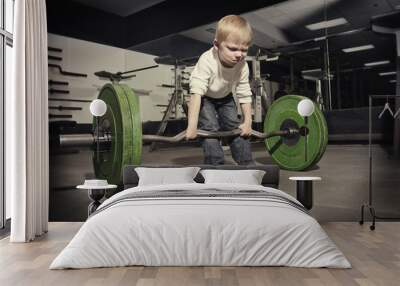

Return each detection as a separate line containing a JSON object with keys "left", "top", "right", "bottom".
{"left": 299, "top": 126, "right": 309, "bottom": 136}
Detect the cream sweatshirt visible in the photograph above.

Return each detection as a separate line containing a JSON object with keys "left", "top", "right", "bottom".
{"left": 189, "top": 47, "right": 252, "bottom": 104}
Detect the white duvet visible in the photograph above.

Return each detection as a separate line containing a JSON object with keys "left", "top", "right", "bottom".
{"left": 50, "top": 183, "right": 351, "bottom": 269}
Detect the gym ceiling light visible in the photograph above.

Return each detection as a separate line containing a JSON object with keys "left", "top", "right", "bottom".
{"left": 301, "top": 68, "right": 322, "bottom": 73}
{"left": 379, "top": 71, "right": 396, "bottom": 76}
{"left": 364, "top": 60, "right": 390, "bottom": 67}
{"left": 342, "top": 44, "right": 374, "bottom": 53}
{"left": 306, "top": 18, "right": 348, "bottom": 31}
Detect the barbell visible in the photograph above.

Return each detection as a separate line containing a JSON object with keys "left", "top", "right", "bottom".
{"left": 59, "top": 83, "right": 328, "bottom": 184}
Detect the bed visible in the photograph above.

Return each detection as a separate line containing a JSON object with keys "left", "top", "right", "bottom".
{"left": 50, "top": 164, "right": 351, "bottom": 269}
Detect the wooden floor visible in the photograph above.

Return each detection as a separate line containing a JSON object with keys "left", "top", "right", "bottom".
{"left": 0, "top": 222, "right": 399, "bottom": 286}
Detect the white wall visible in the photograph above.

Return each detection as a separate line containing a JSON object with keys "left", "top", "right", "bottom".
{"left": 48, "top": 33, "right": 183, "bottom": 123}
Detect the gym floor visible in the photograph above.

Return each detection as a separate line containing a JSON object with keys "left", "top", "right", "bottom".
{"left": 49, "top": 143, "right": 400, "bottom": 223}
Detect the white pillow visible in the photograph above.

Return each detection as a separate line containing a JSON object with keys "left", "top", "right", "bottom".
{"left": 135, "top": 167, "right": 201, "bottom": 186}
{"left": 200, "top": 169, "right": 266, "bottom": 185}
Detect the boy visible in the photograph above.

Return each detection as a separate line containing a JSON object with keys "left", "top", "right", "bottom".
{"left": 185, "top": 15, "right": 254, "bottom": 165}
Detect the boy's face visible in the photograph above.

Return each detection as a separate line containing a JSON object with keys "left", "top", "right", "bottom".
{"left": 214, "top": 37, "right": 249, "bottom": 68}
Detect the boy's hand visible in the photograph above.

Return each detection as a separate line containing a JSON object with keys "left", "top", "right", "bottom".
{"left": 239, "top": 123, "right": 252, "bottom": 137}
{"left": 185, "top": 127, "right": 198, "bottom": 140}
{"left": 185, "top": 94, "right": 201, "bottom": 140}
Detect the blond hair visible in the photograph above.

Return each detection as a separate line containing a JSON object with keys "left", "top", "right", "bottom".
{"left": 215, "top": 15, "right": 252, "bottom": 45}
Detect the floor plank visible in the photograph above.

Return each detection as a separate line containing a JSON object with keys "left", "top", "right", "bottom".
{"left": 0, "top": 222, "right": 399, "bottom": 286}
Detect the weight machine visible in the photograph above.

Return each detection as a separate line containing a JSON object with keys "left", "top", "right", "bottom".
{"left": 150, "top": 55, "right": 196, "bottom": 151}
{"left": 94, "top": 65, "right": 159, "bottom": 83}
{"left": 246, "top": 50, "right": 279, "bottom": 126}
{"left": 302, "top": 71, "right": 327, "bottom": 111}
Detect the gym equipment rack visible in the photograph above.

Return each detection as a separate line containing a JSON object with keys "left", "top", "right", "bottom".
{"left": 360, "top": 94, "right": 400, "bottom": 230}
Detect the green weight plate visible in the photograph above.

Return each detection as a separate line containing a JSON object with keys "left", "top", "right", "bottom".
{"left": 93, "top": 83, "right": 142, "bottom": 185}
{"left": 263, "top": 95, "right": 327, "bottom": 171}
{"left": 120, "top": 84, "right": 142, "bottom": 165}
{"left": 311, "top": 105, "right": 328, "bottom": 167}
{"left": 307, "top": 107, "right": 324, "bottom": 168}
{"left": 307, "top": 101, "right": 328, "bottom": 168}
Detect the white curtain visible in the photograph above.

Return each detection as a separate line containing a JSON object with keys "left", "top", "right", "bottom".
{"left": 8, "top": 0, "right": 49, "bottom": 242}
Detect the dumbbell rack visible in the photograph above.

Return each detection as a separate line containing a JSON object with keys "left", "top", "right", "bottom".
{"left": 48, "top": 46, "right": 89, "bottom": 119}
{"left": 359, "top": 94, "right": 400, "bottom": 230}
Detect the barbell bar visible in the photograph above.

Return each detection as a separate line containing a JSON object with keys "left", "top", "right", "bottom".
{"left": 59, "top": 128, "right": 300, "bottom": 146}
{"left": 57, "top": 83, "right": 327, "bottom": 184}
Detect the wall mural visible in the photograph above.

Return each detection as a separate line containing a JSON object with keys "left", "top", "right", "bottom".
{"left": 47, "top": 1, "right": 400, "bottom": 230}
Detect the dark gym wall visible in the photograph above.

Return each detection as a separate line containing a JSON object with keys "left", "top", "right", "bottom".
{"left": 46, "top": 0, "right": 127, "bottom": 48}
{"left": 46, "top": 0, "right": 288, "bottom": 50}
{"left": 131, "top": 34, "right": 211, "bottom": 59}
